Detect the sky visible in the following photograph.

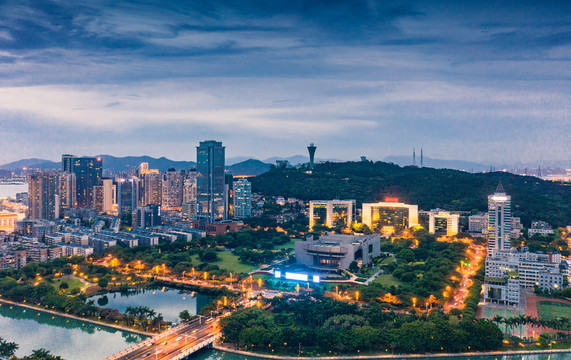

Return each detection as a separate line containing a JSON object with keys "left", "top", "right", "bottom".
{"left": 0, "top": 0, "right": 570, "bottom": 166}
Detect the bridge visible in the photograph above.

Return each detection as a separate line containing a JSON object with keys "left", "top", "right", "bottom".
{"left": 105, "top": 316, "right": 221, "bottom": 360}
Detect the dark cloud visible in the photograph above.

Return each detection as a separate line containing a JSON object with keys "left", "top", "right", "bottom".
{"left": 0, "top": 0, "right": 569, "bottom": 165}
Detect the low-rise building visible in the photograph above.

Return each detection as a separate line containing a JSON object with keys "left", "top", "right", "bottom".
{"left": 295, "top": 233, "right": 380, "bottom": 272}
{"left": 484, "top": 247, "right": 564, "bottom": 305}
{"left": 528, "top": 220, "right": 555, "bottom": 237}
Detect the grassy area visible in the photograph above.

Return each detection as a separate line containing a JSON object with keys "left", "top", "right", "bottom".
{"left": 537, "top": 301, "right": 571, "bottom": 321}
{"left": 372, "top": 274, "right": 405, "bottom": 287}
{"left": 191, "top": 251, "right": 257, "bottom": 274}
{"left": 274, "top": 238, "right": 301, "bottom": 251}
{"left": 50, "top": 277, "right": 85, "bottom": 290}
{"left": 380, "top": 256, "right": 395, "bottom": 265}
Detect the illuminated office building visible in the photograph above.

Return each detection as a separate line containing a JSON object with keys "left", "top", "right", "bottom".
{"left": 161, "top": 168, "right": 183, "bottom": 210}
{"left": 93, "top": 178, "right": 116, "bottom": 214}
{"left": 233, "top": 178, "right": 252, "bottom": 218}
{"left": 487, "top": 183, "right": 512, "bottom": 255}
{"left": 140, "top": 169, "right": 161, "bottom": 206}
{"left": 420, "top": 210, "right": 459, "bottom": 236}
{"left": 62, "top": 155, "right": 102, "bottom": 208}
{"left": 28, "top": 172, "right": 59, "bottom": 220}
{"left": 116, "top": 175, "right": 139, "bottom": 215}
{"left": 196, "top": 140, "right": 225, "bottom": 222}
{"left": 362, "top": 200, "right": 418, "bottom": 234}
{"left": 59, "top": 172, "right": 76, "bottom": 212}
{"left": 309, "top": 200, "right": 355, "bottom": 230}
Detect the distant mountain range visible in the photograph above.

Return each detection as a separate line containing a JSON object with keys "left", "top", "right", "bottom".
{"left": 0, "top": 155, "right": 270, "bottom": 176}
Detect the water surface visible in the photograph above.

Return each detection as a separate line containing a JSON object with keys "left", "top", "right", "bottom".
{"left": 91, "top": 287, "right": 210, "bottom": 323}
{"left": 0, "top": 302, "right": 146, "bottom": 360}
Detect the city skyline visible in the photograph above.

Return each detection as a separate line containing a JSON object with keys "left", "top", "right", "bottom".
{"left": 0, "top": 1, "right": 570, "bottom": 165}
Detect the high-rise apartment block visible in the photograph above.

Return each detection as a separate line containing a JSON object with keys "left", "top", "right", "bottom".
{"left": 487, "top": 183, "right": 512, "bottom": 255}
{"left": 233, "top": 178, "right": 252, "bottom": 218}
{"left": 182, "top": 169, "right": 197, "bottom": 219}
{"left": 93, "top": 178, "right": 116, "bottom": 214}
{"left": 58, "top": 172, "right": 76, "bottom": 212}
{"left": 161, "top": 168, "right": 183, "bottom": 210}
{"left": 224, "top": 173, "right": 234, "bottom": 219}
{"left": 309, "top": 200, "right": 355, "bottom": 230}
{"left": 362, "top": 200, "right": 418, "bottom": 234}
{"left": 28, "top": 172, "right": 59, "bottom": 220}
{"left": 62, "top": 155, "right": 102, "bottom": 208}
{"left": 196, "top": 140, "right": 225, "bottom": 222}
{"left": 116, "top": 175, "right": 139, "bottom": 215}
{"left": 140, "top": 169, "right": 161, "bottom": 206}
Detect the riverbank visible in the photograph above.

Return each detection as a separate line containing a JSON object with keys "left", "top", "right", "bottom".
{"left": 213, "top": 343, "right": 571, "bottom": 359}
{"left": 0, "top": 298, "right": 152, "bottom": 336}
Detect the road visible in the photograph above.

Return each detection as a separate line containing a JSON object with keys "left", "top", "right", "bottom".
{"left": 111, "top": 317, "right": 220, "bottom": 360}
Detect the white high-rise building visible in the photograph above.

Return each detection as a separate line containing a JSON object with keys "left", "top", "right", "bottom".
{"left": 233, "top": 178, "right": 252, "bottom": 218}
{"left": 487, "top": 183, "right": 512, "bottom": 255}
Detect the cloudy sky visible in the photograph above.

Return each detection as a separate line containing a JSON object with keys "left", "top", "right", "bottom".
{"left": 0, "top": 0, "right": 570, "bottom": 166}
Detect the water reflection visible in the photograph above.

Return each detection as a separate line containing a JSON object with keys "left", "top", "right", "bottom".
{"left": 0, "top": 303, "right": 146, "bottom": 359}
{"left": 91, "top": 287, "right": 210, "bottom": 322}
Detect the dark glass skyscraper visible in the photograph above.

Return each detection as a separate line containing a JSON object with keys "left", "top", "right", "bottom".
{"left": 196, "top": 140, "right": 225, "bottom": 222}
{"left": 62, "top": 155, "right": 103, "bottom": 208}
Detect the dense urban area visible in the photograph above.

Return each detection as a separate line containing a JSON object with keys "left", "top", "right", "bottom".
{"left": 0, "top": 142, "right": 570, "bottom": 359}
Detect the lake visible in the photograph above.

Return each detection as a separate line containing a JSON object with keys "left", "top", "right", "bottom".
{"left": 0, "top": 183, "right": 27, "bottom": 199}
{"left": 0, "top": 302, "right": 146, "bottom": 359}
{"left": 90, "top": 287, "right": 211, "bottom": 323}
{"left": 0, "top": 301, "right": 567, "bottom": 360}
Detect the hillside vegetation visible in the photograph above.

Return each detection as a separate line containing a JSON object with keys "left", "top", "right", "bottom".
{"left": 251, "top": 161, "right": 571, "bottom": 227}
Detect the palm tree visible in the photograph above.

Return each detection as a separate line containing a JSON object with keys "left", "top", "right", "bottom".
{"left": 491, "top": 315, "right": 504, "bottom": 327}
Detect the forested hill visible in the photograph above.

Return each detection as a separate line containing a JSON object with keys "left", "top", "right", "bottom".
{"left": 251, "top": 161, "right": 571, "bottom": 227}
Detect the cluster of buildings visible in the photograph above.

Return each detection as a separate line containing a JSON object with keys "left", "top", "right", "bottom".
{"left": 23, "top": 140, "right": 252, "bottom": 231}
{"left": 309, "top": 199, "right": 460, "bottom": 236}
{"left": 0, "top": 216, "right": 210, "bottom": 270}
{"left": 482, "top": 184, "right": 567, "bottom": 306}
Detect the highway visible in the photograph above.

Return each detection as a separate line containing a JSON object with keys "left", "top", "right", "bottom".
{"left": 109, "top": 317, "right": 220, "bottom": 360}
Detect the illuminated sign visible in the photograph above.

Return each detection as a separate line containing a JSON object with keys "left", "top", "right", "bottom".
{"left": 491, "top": 196, "right": 508, "bottom": 201}
{"left": 385, "top": 197, "right": 399, "bottom": 203}
{"left": 274, "top": 270, "right": 281, "bottom": 279}
{"left": 285, "top": 272, "right": 309, "bottom": 282}
{"left": 312, "top": 275, "right": 320, "bottom": 283}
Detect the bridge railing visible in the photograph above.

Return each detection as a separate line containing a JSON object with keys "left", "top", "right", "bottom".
{"left": 104, "top": 319, "right": 202, "bottom": 360}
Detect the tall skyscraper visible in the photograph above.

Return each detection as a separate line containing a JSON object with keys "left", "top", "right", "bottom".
{"left": 140, "top": 168, "right": 162, "bottom": 206}
{"left": 196, "top": 140, "right": 225, "bottom": 222}
{"left": 233, "top": 178, "right": 252, "bottom": 218}
{"left": 224, "top": 173, "right": 234, "bottom": 219}
{"left": 116, "top": 175, "right": 139, "bottom": 215}
{"left": 93, "top": 178, "right": 116, "bottom": 214}
{"left": 182, "top": 169, "right": 197, "bottom": 219}
{"left": 161, "top": 168, "right": 183, "bottom": 210}
{"left": 487, "top": 183, "right": 512, "bottom": 255}
{"left": 28, "top": 172, "right": 59, "bottom": 220}
{"left": 307, "top": 143, "right": 316, "bottom": 170}
{"left": 62, "top": 155, "right": 102, "bottom": 208}
{"left": 59, "top": 172, "right": 76, "bottom": 212}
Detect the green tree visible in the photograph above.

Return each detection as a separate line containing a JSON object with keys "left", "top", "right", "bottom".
{"left": 97, "top": 278, "right": 108, "bottom": 289}
{"left": 179, "top": 310, "right": 193, "bottom": 323}
{"left": 348, "top": 261, "right": 359, "bottom": 274}
{"left": 0, "top": 337, "right": 18, "bottom": 359}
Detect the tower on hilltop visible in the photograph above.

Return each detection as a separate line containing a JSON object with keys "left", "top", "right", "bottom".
{"left": 307, "top": 143, "right": 317, "bottom": 170}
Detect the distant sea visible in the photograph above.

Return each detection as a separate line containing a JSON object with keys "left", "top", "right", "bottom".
{"left": 0, "top": 183, "right": 28, "bottom": 199}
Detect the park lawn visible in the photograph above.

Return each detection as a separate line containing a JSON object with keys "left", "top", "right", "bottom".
{"left": 372, "top": 274, "right": 405, "bottom": 287}
{"left": 537, "top": 301, "right": 571, "bottom": 321}
{"left": 274, "top": 238, "right": 301, "bottom": 251}
{"left": 50, "top": 277, "right": 84, "bottom": 291}
{"left": 191, "top": 251, "right": 257, "bottom": 274}
{"left": 380, "top": 256, "right": 395, "bottom": 265}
